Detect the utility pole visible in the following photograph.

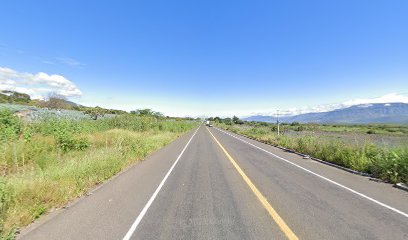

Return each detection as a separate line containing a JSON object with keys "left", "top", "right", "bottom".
{"left": 276, "top": 110, "right": 280, "bottom": 137}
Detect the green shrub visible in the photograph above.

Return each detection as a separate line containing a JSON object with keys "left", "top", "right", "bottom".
{"left": 295, "top": 125, "right": 305, "bottom": 132}
{"left": 366, "top": 129, "right": 376, "bottom": 134}
{"left": 291, "top": 121, "right": 301, "bottom": 126}
{"left": 54, "top": 130, "right": 89, "bottom": 152}
{"left": 368, "top": 147, "right": 408, "bottom": 183}
{"left": 0, "top": 109, "right": 22, "bottom": 142}
{"left": 0, "top": 113, "right": 197, "bottom": 239}
{"left": 0, "top": 179, "right": 12, "bottom": 235}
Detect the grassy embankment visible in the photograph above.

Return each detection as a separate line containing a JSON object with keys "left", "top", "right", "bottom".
{"left": 0, "top": 110, "right": 197, "bottom": 239}
{"left": 216, "top": 122, "right": 408, "bottom": 185}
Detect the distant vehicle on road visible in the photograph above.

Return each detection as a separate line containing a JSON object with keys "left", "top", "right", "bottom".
{"left": 206, "top": 120, "right": 213, "bottom": 127}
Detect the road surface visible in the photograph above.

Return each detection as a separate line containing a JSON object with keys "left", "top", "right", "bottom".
{"left": 19, "top": 125, "right": 408, "bottom": 239}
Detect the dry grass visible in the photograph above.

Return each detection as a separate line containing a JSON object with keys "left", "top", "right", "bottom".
{"left": 217, "top": 123, "right": 408, "bottom": 185}
{"left": 0, "top": 111, "right": 197, "bottom": 239}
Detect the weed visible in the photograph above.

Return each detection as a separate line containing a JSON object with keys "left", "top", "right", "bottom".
{"left": 0, "top": 113, "right": 197, "bottom": 238}
{"left": 217, "top": 122, "right": 408, "bottom": 184}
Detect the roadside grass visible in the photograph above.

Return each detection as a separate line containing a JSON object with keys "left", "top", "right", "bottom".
{"left": 217, "top": 123, "right": 408, "bottom": 185}
{"left": 241, "top": 120, "right": 408, "bottom": 136}
{"left": 0, "top": 110, "right": 197, "bottom": 239}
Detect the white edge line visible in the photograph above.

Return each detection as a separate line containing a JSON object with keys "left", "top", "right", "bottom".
{"left": 213, "top": 127, "right": 408, "bottom": 219}
{"left": 122, "top": 126, "right": 201, "bottom": 240}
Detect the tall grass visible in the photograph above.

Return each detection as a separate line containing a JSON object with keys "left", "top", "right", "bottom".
{"left": 217, "top": 123, "right": 408, "bottom": 185}
{"left": 240, "top": 120, "right": 408, "bottom": 135}
{"left": 0, "top": 110, "right": 197, "bottom": 239}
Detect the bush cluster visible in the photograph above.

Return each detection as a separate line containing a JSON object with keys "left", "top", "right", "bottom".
{"left": 218, "top": 122, "right": 408, "bottom": 184}
{"left": 0, "top": 109, "right": 197, "bottom": 238}
{"left": 0, "top": 110, "right": 22, "bottom": 142}
{"left": 54, "top": 130, "right": 90, "bottom": 152}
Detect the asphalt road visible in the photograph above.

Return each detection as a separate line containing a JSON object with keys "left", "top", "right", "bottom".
{"left": 19, "top": 125, "right": 408, "bottom": 240}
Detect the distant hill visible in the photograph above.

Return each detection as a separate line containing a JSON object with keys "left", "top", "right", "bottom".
{"left": 0, "top": 90, "right": 84, "bottom": 107}
{"left": 63, "top": 100, "right": 84, "bottom": 107}
{"left": 0, "top": 90, "right": 31, "bottom": 104}
{"left": 0, "top": 90, "right": 130, "bottom": 116}
{"left": 243, "top": 103, "right": 408, "bottom": 124}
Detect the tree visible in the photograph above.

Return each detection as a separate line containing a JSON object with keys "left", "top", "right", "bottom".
{"left": 135, "top": 108, "right": 153, "bottom": 115}
{"left": 213, "top": 117, "right": 221, "bottom": 123}
{"left": 84, "top": 107, "right": 107, "bottom": 120}
{"left": 232, "top": 116, "right": 244, "bottom": 124}
{"left": 131, "top": 108, "right": 164, "bottom": 117}
{"left": 152, "top": 111, "right": 164, "bottom": 117}
{"left": 291, "top": 121, "right": 301, "bottom": 126}
{"left": 42, "top": 93, "right": 70, "bottom": 109}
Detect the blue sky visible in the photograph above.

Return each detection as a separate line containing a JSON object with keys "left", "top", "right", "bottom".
{"left": 1, "top": 0, "right": 407, "bottom": 117}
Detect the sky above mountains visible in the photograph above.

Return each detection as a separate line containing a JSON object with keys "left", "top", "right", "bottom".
{"left": 1, "top": 1, "right": 407, "bottom": 117}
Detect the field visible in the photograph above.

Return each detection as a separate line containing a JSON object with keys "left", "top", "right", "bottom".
{"left": 216, "top": 121, "right": 408, "bottom": 185}
{"left": 0, "top": 104, "right": 116, "bottom": 122}
{"left": 0, "top": 108, "right": 197, "bottom": 239}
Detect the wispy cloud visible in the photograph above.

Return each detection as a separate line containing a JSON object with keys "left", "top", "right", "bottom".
{"left": 42, "top": 60, "right": 56, "bottom": 65}
{"left": 0, "top": 66, "right": 82, "bottom": 99}
{"left": 55, "top": 57, "right": 84, "bottom": 67}
{"left": 41, "top": 56, "right": 85, "bottom": 67}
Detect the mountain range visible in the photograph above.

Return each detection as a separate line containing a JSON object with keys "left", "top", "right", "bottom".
{"left": 243, "top": 103, "right": 408, "bottom": 124}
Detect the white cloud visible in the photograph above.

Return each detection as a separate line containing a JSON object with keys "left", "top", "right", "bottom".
{"left": 0, "top": 66, "right": 82, "bottom": 99}
{"left": 342, "top": 93, "right": 408, "bottom": 106}
{"left": 245, "top": 93, "right": 408, "bottom": 117}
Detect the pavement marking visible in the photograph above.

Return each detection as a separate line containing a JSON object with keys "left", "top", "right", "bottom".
{"left": 214, "top": 127, "right": 408, "bottom": 219}
{"left": 122, "top": 126, "right": 201, "bottom": 240}
{"left": 207, "top": 128, "right": 299, "bottom": 240}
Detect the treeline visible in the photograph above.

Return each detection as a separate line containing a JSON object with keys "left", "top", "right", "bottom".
{"left": 1, "top": 90, "right": 197, "bottom": 121}
{"left": 0, "top": 91, "right": 32, "bottom": 104}
{"left": 207, "top": 116, "right": 307, "bottom": 133}
{"left": 207, "top": 116, "right": 244, "bottom": 125}
{"left": 207, "top": 116, "right": 408, "bottom": 135}
{"left": 218, "top": 122, "right": 408, "bottom": 185}
{"left": 1, "top": 91, "right": 126, "bottom": 115}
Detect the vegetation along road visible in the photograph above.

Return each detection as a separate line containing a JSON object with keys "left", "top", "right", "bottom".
{"left": 18, "top": 125, "right": 408, "bottom": 240}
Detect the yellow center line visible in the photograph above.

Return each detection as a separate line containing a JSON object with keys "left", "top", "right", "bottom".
{"left": 206, "top": 127, "right": 299, "bottom": 240}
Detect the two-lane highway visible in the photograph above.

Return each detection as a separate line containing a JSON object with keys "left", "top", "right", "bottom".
{"left": 19, "top": 125, "right": 408, "bottom": 239}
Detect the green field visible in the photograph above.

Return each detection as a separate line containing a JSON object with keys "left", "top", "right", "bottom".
{"left": 215, "top": 121, "right": 408, "bottom": 186}
{"left": 0, "top": 108, "right": 197, "bottom": 239}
